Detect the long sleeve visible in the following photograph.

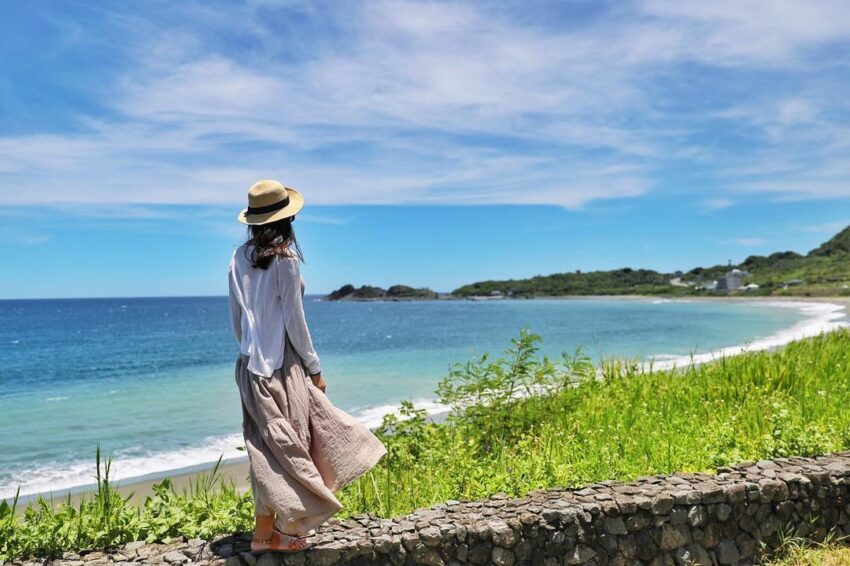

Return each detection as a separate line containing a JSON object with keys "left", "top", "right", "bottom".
{"left": 228, "top": 265, "right": 243, "bottom": 345}
{"left": 276, "top": 256, "right": 322, "bottom": 375}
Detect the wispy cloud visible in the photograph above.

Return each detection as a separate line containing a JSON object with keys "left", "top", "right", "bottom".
{"left": 699, "top": 198, "right": 735, "bottom": 211}
{"left": 797, "top": 220, "right": 850, "bottom": 233}
{"left": 1, "top": 0, "right": 849, "bottom": 211}
{"left": 297, "top": 214, "right": 353, "bottom": 225}
{"left": 733, "top": 237, "right": 769, "bottom": 247}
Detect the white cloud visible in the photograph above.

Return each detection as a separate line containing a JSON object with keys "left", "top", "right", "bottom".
{"left": 699, "top": 198, "right": 734, "bottom": 211}
{"left": 1, "top": 0, "right": 849, "bottom": 209}
{"left": 797, "top": 220, "right": 850, "bottom": 233}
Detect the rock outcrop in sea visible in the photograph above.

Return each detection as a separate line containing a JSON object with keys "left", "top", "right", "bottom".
{"left": 326, "top": 284, "right": 438, "bottom": 301}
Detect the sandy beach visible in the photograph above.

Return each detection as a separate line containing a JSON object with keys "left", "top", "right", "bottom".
{"left": 12, "top": 457, "right": 253, "bottom": 510}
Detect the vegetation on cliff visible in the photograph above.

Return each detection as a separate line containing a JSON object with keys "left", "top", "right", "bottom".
{"left": 5, "top": 328, "right": 850, "bottom": 560}
{"left": 325, "top": 283, "right": 438, "bottom": 301}
{"left": 452, "top": 225, "right": 850, "bottom": 297}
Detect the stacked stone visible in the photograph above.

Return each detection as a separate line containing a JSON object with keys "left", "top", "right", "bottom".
{"left": 15, "top": 451, "right": 850, "bottom": 566}
{"left": 260, "top": 452, "right": 850, "bottom": 565}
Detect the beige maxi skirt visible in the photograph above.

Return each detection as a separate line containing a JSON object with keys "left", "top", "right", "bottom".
{"left": 234, "top": 336, "right": 387, "bottom": 536}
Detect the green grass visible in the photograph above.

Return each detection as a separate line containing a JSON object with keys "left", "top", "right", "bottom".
{"left": 4, "top": 329, "right": 850, "bottom": 560}
{"left": 0, "top": 452, "right": 254, "bottom": 560}
{"left": 341, "top": 328, "right": 850, "bottom": 516}
{"left": 765, "top": 535, "right": 850, "bottom": 566}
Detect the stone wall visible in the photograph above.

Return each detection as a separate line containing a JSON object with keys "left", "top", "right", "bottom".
{"left": 241, "top": 452, "right": 850, "bottom": 565}
{"left": 26, "top": 452, "right": 850, "bottom": 566}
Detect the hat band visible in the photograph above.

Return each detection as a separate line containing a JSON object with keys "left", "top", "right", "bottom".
{"left": 246, "top": 194, "right": 290, "bottom": 215}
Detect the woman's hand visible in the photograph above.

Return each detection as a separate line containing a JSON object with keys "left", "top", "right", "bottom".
{"left": 310, "top": 372, "right": 327, "bottom": 393}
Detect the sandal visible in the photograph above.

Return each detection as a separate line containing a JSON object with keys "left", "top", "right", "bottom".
{"left": 250, "top": 529, "right": 311, "bottom": 554}
{"left": 251, "top": 516, "right": 311, "bottom": 554}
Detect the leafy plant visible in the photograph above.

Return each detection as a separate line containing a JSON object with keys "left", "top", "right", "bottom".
{"left": 6, "top": 328, "right": 850, "bottom": 560}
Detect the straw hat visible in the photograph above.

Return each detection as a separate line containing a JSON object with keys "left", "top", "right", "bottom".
{"left": 238, "top": 179, "right": 304, "bottom": 225}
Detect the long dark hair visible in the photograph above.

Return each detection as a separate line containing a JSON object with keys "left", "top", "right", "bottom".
{"left": 244, "top": 216, "right": 304, "bottom": 269}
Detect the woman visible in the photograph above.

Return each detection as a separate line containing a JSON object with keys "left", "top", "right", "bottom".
{"left": 228, "top": 179, "right": 387, "bottom": 553}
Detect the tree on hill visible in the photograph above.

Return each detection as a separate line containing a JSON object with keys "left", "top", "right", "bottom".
{"left": 453, "top": 225, "right": 850, "bottom": 297}
{"left": 809, "top": 226, "right": 850, "bottom": 257}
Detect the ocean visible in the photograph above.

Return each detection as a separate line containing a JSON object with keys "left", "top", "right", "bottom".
{"left": 0, "top": 296, "right": 843, "bottom": 500}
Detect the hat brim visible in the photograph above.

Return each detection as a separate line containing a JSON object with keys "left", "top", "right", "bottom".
{"left": 238, "top": 188, "right": 304, "bottom": 225}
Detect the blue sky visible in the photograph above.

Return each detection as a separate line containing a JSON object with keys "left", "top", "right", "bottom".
{"left": 1, "top": 1, "right": 850, "bottom": 298}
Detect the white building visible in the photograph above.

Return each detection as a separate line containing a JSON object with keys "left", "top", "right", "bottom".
{"left": 717, "top": 269, "right": 748, "bottom": 292}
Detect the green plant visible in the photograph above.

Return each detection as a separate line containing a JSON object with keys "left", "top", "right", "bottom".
{"left": 6, "top": 328, "right": 850, "bottom": 561}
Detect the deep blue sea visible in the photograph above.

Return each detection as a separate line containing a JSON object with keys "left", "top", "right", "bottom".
{"left": 0, "top": 296, "right": 834, "bottom": 499}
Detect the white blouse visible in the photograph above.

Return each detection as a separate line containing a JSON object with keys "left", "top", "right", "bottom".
{"left": 227, "top": 244, "right": 322, "bottom": 378}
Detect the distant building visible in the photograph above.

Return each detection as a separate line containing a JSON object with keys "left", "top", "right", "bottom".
{"left": 742, "top": 283, "right": 760, "bottom": 291}
{"left": 781, "top": 279, "right": 805, "bottom": 289}
{"left": 727, "top": 269, "right": 747, "bottom": 290}
{"left": 717, "top": 269, "right": 747, "bottom": 292}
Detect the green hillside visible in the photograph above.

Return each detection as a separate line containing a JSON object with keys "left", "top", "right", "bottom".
{"left": 452, "top": 226, "right": 850, "bottom": 297}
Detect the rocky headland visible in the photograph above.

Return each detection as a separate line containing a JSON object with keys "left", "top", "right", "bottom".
{"left": 325, "top": 284, "right": 439, "bottom": 301}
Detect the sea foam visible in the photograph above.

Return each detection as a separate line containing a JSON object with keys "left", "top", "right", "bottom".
{"left": 650, "top": 301, "right": 847, "bottom": 371}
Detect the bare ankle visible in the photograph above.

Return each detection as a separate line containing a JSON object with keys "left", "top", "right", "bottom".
{"left": 253, "top": 514, "right": 274, "bottom": 539}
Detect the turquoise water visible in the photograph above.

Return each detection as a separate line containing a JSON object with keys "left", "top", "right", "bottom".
{"left": 0, "top": 296, "right": 813, "bottom": 498}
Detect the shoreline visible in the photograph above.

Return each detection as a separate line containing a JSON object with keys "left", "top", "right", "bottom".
{"left": 323, "top": 293, "right": 850, "bottom": 303}
{"left": 8, "top": 296, "right": 848, "bottom": 509}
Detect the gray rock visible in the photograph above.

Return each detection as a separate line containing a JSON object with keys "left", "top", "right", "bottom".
{"left": 604, "top": 516, "right": 628, "bottom": 535}
{"left": 419, "top": 526, "right": 442, "bottom": 547}
{"left": 219, "top": 544, "right": 235, "bottom": 558}
{"left": 490, "top": 520, "right": 518, "bottom": 548}
{"left": 688, "top": 506, "right": 708, "bottom": 527}
{"left": 164, "top": 550, "right": 191, "bottom": 564}
{"left": 669, "top": 508, "right": 689, "bottom": 525}
{"left": 308, "top": 541, "right": 344, "bottom": 566}
{"left": 652, "top": 495, "right": 675, "bottom": 515}
{"left": 565, "top": 544, "right": 596, "bottom": 564}
{"left": 626, "top": 513, "right": 649, "bottom": 531}
{"left": 659, "top": 524, "right": 692, "bottom": 551}
{"left": 455, "top": 543, "right": 468, "bottom": 562}
{"left": 239, "top": 551, "right": 258, "bottom": 566}
{"left": 224, "top": 556, "right": 245, "bottom": 566}
{"left": 401, "top": 531, "right": 421, "bottom": 552}
{"left": 716, "top": 540, "right": 740, "bottom": 565}
{"left": 373, "top": 533, "right": 394, "bottom": 553}
{"left": 467, "top": 542, "right": 491, "bottom": 565}
{"left": 491, "top": 546, "right": 516, "bottom": 566}
{"left": 650, "top": 552, "right": 676, "bottom": 566}
{"left": 256, "top": 553, "right": 280, "bottom": 566}
{"left": 410, "top": 546, "right": 445, "bottom": 566}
